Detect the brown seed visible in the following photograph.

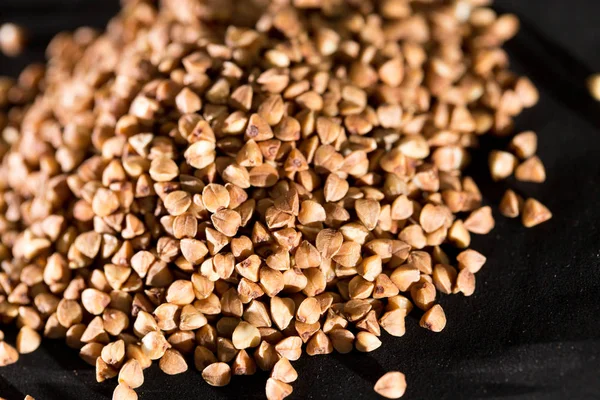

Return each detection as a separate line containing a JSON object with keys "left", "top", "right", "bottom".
{"left": 391, "top": 195, "right": 413, "bottom": 221}
{"left": 432, "top": 264, "right": 457, "bottom": 295}
{"left": 489, "top": 151, "right": 517, "bottom": 181}
{"left": 306, "top": 330, "right": 333, "bottom": 356}
{"left": 343, "top": 299, "right": 372, "bottom": 322}
{"left": 356, "top": 310, "right": 380, "bottom": 336}
{"left": 294, "top": 241, "right": 321, "bottom": 269}
{"left": 373, "top": 274, "right": 400, "bottom": 299}
{"left": 259, "top": 267, "right": 284, "bottom": 298}
{"left": 79, "top": 343, "right": 103, "bottom": 366}
{"left": 399, "top": 225, "right": 427, "bottom": 249}
{"left": 56, "top": 299, "right": 83, "bottom": 328}
{"left": 141, "top": 331, "right": 170, "bottom": 360}
{"left": 173, "top": 213, "right": 198, "bottom": 239}
{"left": 515, "top": 77, "right": 539, "bottom": 108}
{"left": 327, "top": 328, "right": 354, "bottom": 354}
{"left": 119, "top": 359, "right": 144, "bottom": 389}
{"left": 237, "top": 140, "right": 263, "bottom": 167}
{"left": 521, "top": 198, "right": 552, "bottom": 228}
{"left": 202, "top": 362, "right": 232, "bottom": 386}
{"left": 232, "top": 321, "right": 261, "bottom": 349}
{"left": 92, "top": 188, "right": 120, "bottom": 217}
{"left": 232, "top": 349, "right": 257, "bottom": 376}
{"left": 374, "top": 371, "right": 407, "bottom": 399}
{"left": 184, "top": 140, "right": 216, "bottom": 170}
{"left": 499, "top": 189, "right": 522, "bottom": 218}
{"left": 510, "top": 131, "right": 537, "bottom": 159}
{"left": 112, "top": 384, "right": 137, "bottom": 400}
{"left": 379, "top": 57, "right": 404, "bottom": 87}
{"left": 81, "top": 288, "right": 111, "bottom": 315}
{"left": 456, "top": 249, "right": 487, "bottom": 274}
{"left": 410, "top": 280, "right": 436, "bottom": 311}
{"left": 266, "top": 378, "right": 293, "bottom": 400}
{"left": 419, "top": 204, "right": 447, "bottom": 233}
{"left": 323, "top": 173, "right": 349, "bottom": 203}
{"left": 420, "top": 304, "right": 447, "bottom": 332}
{"left": 271, "top": 297, "right": 295, "bottom": 330}
{"left": 296, "top": 297, "right": 321, "bottom": 324}
{"left": 216, "top": 337, "right": 237, "bottom": 363}
{"left": 316, "top": 117, "right": 343, "bottom": 145}
{"left": 74, "top": 231, "right": 102, "bottom": 259}
{"left": 379, "top": 309, "right": 406, "bottom": 337}
{"left": 275, "top": 336, "right": 303, "bottom": 361}
{"left": 16, "top": 326, "right": 41, "bottom": 354}
{"left": 271, "top": 357, "right": 298, "bottom": 383}
{"left": 357, "top": 255, "right": 382, "bottom": 282}
{"left": 378, "top": 104, "right": 403, "bottom": 129}
{"left": 249, "top": 164, "right": 279, "bottom": 187}
{"left": 203, "top": 184, "right": 230, "bottom": 213}
{"left": 355, "top": 331, "right": 382, "bottom": 353}
{"left": 464, "top": 206, "right": 495, "bottom": 234}
{"left": 455, "top": 269, "right": 476, "bottom": 296}
{"left": 246, "top": 114, "right": 274, "bottom": 142}
{"left": 164, "top": 191, "right": 192, "bottom": 216}
{"left": 211, "top": 209, "right": 242, "bottom": 237}
{"left": 101, "top": 340, "right": 125, "bottom": 366}
{"left": 515, "top": 156, "right": 546, "bottom": 183}
{"left": 166, "top": 280, "right": 195, "bottom": 305}
{"left": 154, "top": 303, "right": 178, "bottom": 331}
{"left": 243, "top": 300, "right": 270, "bottom": 326}
{"left": 587, "top": 74, "right": 600, "bottom": 100}
{"left": 355, "top": 199, "right": 381, "bottom": 231}
{"left": 149, "top": 157, "right": 179, "bottom": 182}
{"left": 332, "top": 242, "right": 362, "bottom": 268}
{"left": 96, "top": 356, "right": 117, "bottom": 383}
{"left": 349, "top": 276, "right": 375, "bottom": 300}
{"left": 315, "top": 229, "right": 343, "bottom": 259}
{"left": 181, "top": 239, "right": 209, "bottom": 265}
{"left": 0, "top": 23, "right": 27, "bottom": 57}
{"left": 390, "top": 265, "right": 420, "bottom": 292}
{"left": 194, "top": 346, "right": 217, "bottom": 372}
{"left": 448, "top": 220, "right": 471, "bottom": 249}
{"left": 180, "top": 304, "right": 207, "bottom": 331}
{"left": 176, "top": 88, "right": 202, "bottom": 114}
{"left": 160, "top": 349, "right": 188, "bottom": 375}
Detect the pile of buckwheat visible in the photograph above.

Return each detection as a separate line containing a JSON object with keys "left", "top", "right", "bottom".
{"left": 0, "top": 0, "right": 552, "bottom": 399}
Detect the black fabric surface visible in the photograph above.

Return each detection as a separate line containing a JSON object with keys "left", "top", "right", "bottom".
{"left": 1, "top": 1, "right": 600, "bottom": 399}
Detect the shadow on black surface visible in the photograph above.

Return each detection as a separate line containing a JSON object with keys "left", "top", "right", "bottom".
{"left": 331, "top": 352, "right": 387, "bottom": 385}
{"left": 0, "top": 375, "right": 25, "bottom": 400}
{"left": 455, "top": 381, "right": 547, "bottom": 399}
{"left": 38, "top": 383, "right": 87, "bottom": 400}
{"left": 208, "top": 373, "right": 269, "bottom": 399}
{"left": 40, "top": 338, "right": 115, "bottom": 399}
{"left": 43, "top": 339, "right": 91, "bottom": 371}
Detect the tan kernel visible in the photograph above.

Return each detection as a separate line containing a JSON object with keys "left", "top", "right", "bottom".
{"left": 522, "top": 198, "right": 552, "bottom": 228}
{"left": 489, "top": 150, "right": 517, "bottom": 181}
{"left": 159, "top": 349, "right": 188, "bottom": 375}
{"left": 16, "top": 326, "right": 41, "bottom": 354}
{"left": 266, "top": 378, "right": 293, "bottom": 400}
{"left": 202, "top": 362, "right": 232, "bottom": 386}
{"left": 510, "top": 131, "right": 537, "bottom": 159}
{"left": 420, "top": 304, "right": 447, "bottom": 332}
{"left": 374, "top": 371, "right": 407, "bottom": 399}
{"left": 499, "top": 189, "right": 523, "bottom": 218}
{"left": 515, "top": 156, "right": 546, "bottom": 183}
{"left": 355, "top": 331, "right": 381, "bottom": 353}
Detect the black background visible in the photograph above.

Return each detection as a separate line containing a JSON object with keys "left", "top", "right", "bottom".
{"left": 1, "top": 1, "right": 600, "bottom": 399}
